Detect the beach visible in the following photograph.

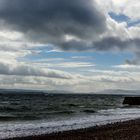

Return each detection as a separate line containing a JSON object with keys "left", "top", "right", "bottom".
{"left": 6, "top": 119, "right": 140, "bottom": 140}
{"left": 0, "top": 94, "right": 140, "bottom": 139}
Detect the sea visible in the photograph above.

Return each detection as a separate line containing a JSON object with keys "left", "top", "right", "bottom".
{"left": 0, "top": 93, "right": 140, "bottom": 139}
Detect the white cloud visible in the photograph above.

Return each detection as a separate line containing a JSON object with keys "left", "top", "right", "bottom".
{"left": 113, "top": 64, "right": 140, "bottom": 69}
{"left": 0, "top": 61, "right": 74, "bottom": 79}
{"left": 52, "top": 62, "right": 95, "bottom": 68}
{"left": 0, "top": 64, "right": 140, "bottom": 92}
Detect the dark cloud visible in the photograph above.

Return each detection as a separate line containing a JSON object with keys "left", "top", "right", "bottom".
{"left": 94, "top": 37, "right": 140, "bottom": 65}
{"left": 93, "top": 37, "right": 140, "bottom": 51}
{"left": 57, "top": 37, "right": 140, "bottom": 65}
{"left": 58, "top": 37, "right": 140, "bottom": 51}
{"left": 125, "top": 59, "right": 139, "bottom": 65}
{"left": 0, "top": 0, "right": 140, "bottom": 64}
{"left": 0, "top": 0, "right": 106, "bottom": 41}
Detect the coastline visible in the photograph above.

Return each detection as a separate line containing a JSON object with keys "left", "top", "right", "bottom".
{"left": 5, "top": 118, "right": 140, "bottom": 140}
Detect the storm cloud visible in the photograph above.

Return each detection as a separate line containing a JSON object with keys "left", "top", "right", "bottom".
{"left": 0, "top": 0, "right": 140, "bottom": 54}
{"left": 0, "top": 0, "right": 106, "bottom": 42}
{"left": 1, "top": 0, "right": 140, "bottom": 55}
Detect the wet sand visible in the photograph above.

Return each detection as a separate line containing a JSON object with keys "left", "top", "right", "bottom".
{"left": 6, "top": 119, "right": 140, "bottom": 140}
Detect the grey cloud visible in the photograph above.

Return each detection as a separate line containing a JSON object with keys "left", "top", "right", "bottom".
{"left": 125, "top": 59, "right": 139, "bottom": 65}
{"left": 93, "top": 37, "right": 140, "bottom": 51}
{"left": 1, "top": 0, "right": 140, "bottom": 65}
{"left": 0, "top": 62, "right": 72, "bottom": 79}
{"left": 58, "top": 37, "right": 140, "bottom": 65}
{"left": 94, "top": 37, "right": 140, "bottom": 65}
{"left": 58, "top": 37, "right": 140, "bottom": 51}
{"left": 0, "top": 0, "right": 106, "bottom": 41}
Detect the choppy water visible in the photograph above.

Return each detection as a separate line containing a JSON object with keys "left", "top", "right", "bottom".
{"left": 0, "top": 93, "right": 140, "bottom": 139}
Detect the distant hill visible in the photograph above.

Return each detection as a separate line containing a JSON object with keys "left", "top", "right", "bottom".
{"left": 0, "top": 88, "right": 72, "bottom": 95}
{"left": 0, "top": 88, "right": 139, "bottom": 95}
{"left": 98, "top": 89, "right": 140, "bottom": 95}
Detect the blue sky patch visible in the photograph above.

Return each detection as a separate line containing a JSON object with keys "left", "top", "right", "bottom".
{"left": 109, "top": 12, "right": 130, "bottom": 23}
{"left": 109, "top": 12, "right": 140, "bottom": 27}
{"left": 21, "top": 46, "right": 134, "bottom": 71}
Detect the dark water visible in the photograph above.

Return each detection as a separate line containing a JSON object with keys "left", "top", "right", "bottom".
{"left": 0, "top": 94, "right": 124, "bottom": 121}
{"left": 0, "top": 93, "right": 140, "bottom": 139}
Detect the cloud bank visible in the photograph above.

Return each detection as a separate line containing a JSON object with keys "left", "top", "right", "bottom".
{"left": 0, "top": 0, "right": 106, "bottom": 43}
{"left": 0, "top": 0, "right": 140, "bottom": 61}
{"left": 0, "top": 62, "right": 73, "bottom": 79}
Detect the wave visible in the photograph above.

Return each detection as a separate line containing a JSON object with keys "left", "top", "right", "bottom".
{"left": 82, "top": 109, "right": 96, "bottom": 113}
{"left": 49, "top": 110, "right": 75, "bottom": 115}
{"left": 66, "top": 104, "right": 79, "bottom": 107}
{"left": 1, "top": 107, "right": 140, "bottom": 139}
{"left": 0, "top": 106, "right": 31, "bottom": 112}
{"left": 0, "top": 115, "right": 39, "bottom": 121}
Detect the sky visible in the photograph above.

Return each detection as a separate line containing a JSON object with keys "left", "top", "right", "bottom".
{"left": 0, "top": 0, "right": 140, "bottom": 92}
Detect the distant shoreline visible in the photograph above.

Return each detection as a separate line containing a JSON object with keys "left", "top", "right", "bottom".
{"left": 6, "top": 118, "right": 140, "bottom": 140}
